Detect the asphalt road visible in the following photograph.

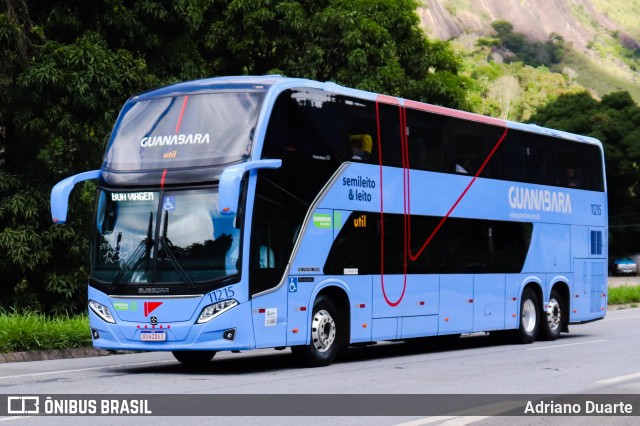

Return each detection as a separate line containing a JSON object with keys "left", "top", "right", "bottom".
{"left": 1, "top": 306, "right": 639, "bottom": 425}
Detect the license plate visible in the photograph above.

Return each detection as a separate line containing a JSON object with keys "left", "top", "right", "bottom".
{"left": 140, "top": 331, "right": 166, "bottom": 342}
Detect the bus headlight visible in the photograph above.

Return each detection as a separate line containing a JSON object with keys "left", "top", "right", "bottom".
{"left": 89, "top": 300, "right": 115, "bottom": 324}
{"left": 197, "top": 299, "right": 238, "bottom": 324}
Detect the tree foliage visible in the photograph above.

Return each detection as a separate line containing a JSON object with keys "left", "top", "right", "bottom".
{"left": 0, "top": 0, "right": 470, "bottom": 313}
{"left": 490, "top": 20, "right": 565, "bottom": 67}
{"left": 205, "top": 0, "right": 470, "bottom": 107}
{"left": 462, "top": 48, "right": 584, "bottom": 121}
{"left": 530, "top": 91, "right": 640, "bottom": 256}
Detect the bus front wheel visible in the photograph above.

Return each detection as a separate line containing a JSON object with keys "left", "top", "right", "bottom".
{"left": 514, "top": 288, "right": 540, "bottom": 344}
{"left": 540, "top": 289, "right": 564, "bottom": 341}
{"left": 172, "top": 350, "right": 216, "bottom": 365}
{"left": 292, "top": 296, "right": 342, "bottom": 367}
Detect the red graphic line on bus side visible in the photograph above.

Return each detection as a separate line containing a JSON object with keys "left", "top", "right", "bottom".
{"left": 375, "top": 102, "right": 390, "bottom": 306}
{"left": 175, "top": 95, "right": 189, "bottom": 133}
{"left": 376, "top": 100, "right": 407, "bottom": 307}
{"left": 406, "top": 120, "right": 509, "bottom": 262}
{"left": 160, "top": 168, "right": 168, "bottom": 188}
{"left": 375, "top": 97, "right": 508, "bottom": 307}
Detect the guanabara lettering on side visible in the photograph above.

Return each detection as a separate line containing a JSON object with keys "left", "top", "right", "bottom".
{"left": 508, "top": 186, "right": 572, "bottom": 214}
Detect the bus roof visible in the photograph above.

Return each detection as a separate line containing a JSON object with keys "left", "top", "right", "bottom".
{"left": 131, "top": 75, "right": 603, "bottom": 149}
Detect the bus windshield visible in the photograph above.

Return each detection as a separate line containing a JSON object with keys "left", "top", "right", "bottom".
{"left": 103, "top": 92, "right": 264, "bottom": 171}
{"left": 91, "top": 188, "right": 240, "bottom": 286}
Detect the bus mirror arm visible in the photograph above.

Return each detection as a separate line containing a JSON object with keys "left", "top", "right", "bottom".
{"left": 219, "top": 159, "right": 282, "bottom": 215}
{"left": 51, "top": 170, "right": 101, "bottom": 224}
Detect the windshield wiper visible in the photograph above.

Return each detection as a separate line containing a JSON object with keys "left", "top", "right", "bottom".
{"left": 111, "top": 212, "right": 154, "bottom": 287}
{"left": 159, "top": 210, "right": 196, "bottom": 289}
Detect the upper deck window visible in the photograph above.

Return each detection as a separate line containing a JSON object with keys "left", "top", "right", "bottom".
{"left": 103, "top": 92, "right": 264, "bottom": 172}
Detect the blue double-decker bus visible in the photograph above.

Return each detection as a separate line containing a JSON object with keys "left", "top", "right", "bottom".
{"left": 51, "top": 76, "right": 607, "bottom": 367}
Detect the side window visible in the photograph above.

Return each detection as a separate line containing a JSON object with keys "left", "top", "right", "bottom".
{"left": 557, "top": 142, "right": 582, "bottom": 188}
{"left": 573, "top": 143, "right": 604, "bottom": 191}
{"left": 290, "top": 89, "right": 344, "bottom": 161}
{"left": 249, "top": 178, "right": 291, "bottom": 295}
{"left": 323, "top": 212, "right": 380, "bottom": 275}
{"left": 449, "top": 119, "right": 491, "bottom": 175}
{"left": 344, "top": 97, "right": 377, "bottom": 163}
{"left": 523, "top": 135, "right": 557, "bottom": 186}
{"left": 262, "top": 90, "right": 342, "bottom": 207}
{"left": 409, "top": 216, "right": 532, "bottom": 274}
{"left": 405, "top": 109, "right": 447, "bottom": 172}
{"left": 557, "top": 141, "right": 604, "bottom": 191}
{"left": 486, "top": 221, "right": 533, "bottom": 273}
{"left": 325, "top": 213, "right": 533, "bottom": 275}
{"left": 583, "top": 144, "right": 604, "bottom": 191}
{"left": 590, "top": 230, "right": 603, "bottom": 256}
{"left": 378, "top": 103, "right": 403, "bottom": 168}
{"left": 482, "top": 125, "right": 520, "bottom": 181}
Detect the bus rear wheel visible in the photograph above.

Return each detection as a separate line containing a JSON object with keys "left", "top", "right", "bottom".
{"left": 172, "top": 350, "right": 216, "bottom": 365}
{"left": 292, "top": 296, "right": 342, "bottom": 367}
{"left": 513, "top": 288, "right": 540, "bottom": 344}
{"left": 540, "top": 289, "right": 564, "bottom": 341}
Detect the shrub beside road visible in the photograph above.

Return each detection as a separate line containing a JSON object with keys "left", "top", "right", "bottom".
{"left": 0, "top": 311, "right": 91, "bottom": 353}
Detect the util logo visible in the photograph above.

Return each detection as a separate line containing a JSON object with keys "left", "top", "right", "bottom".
{"left": 144, "top": 302, "right": 163, "bottom": 317}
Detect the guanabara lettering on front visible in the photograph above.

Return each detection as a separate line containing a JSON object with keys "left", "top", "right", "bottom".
{"left": 140, "top": 133, "right": 210, "bottom": 147}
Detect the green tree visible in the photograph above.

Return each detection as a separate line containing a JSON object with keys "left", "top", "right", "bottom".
{"left": 491, "top": 20, "right": 513, "bottom": 35}
{"left": 205, "top": 0, "right": 470, "bottom": 108}
{"left": 1, "top": 0, "right": 471, "bottom": 313}
{"left": 489, "top": 20, "right": 565, "bottom": 68}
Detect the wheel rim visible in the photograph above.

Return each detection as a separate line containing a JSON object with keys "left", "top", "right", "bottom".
{"left": 311, "top": 309, "right": 336, "bottom": 353}
{"left": 522, "top": 299, "right": 537, "bottom": 333}
{"left": 546, "top": 298, "right": 561, "bottom": 332}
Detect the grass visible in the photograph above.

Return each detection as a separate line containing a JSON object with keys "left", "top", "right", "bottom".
{"left": 591, "top": 0, "right": 640, "bottom": 41}
{"left": 558, "top": 47, "right": 640, "bottom": 104}
{"left": 0, "top": 311, "right": 92, "bottom": 353}
{"left": 608, "top": 285, "right": 640, "bottom": 306}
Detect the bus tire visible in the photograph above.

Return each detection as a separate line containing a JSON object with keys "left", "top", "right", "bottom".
{"left": 172, "top": 350, "right": 216, "bottom": 365}
{"left": 540, "top": 289, "right": 564, "bottom": 341}
{"left": 513, "top": 288, "right": 540, "bottom": 344}
{"left": 292, "top": 296, "right": 342, "bottom": 367}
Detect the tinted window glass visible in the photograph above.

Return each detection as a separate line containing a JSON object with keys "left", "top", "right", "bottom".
{"left": 344, "top": 97, "right": 378, "bottom": 163}
{"left": 449, "top": 119, "right": 494, "bottom": 175}
{"left": 324, "top": 212, "right": 532, "bottom": 275}
{"left": 378, "top": 103, "right": 403, "bottom": 168}
{"left": 405, "top": 109, "right": 447, "bottom": 172}
{"left": 105, "top": 92, "right": 263, "bottom": 171}
{"left": 249, "top": 175, "right": 297, "bottom": 295}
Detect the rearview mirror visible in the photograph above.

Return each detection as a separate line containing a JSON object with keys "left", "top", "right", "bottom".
{"left": 219, "top": 160, "right": 282, "bottom": 215}
{"left": 51, "top": 170, "right": 101, "bottom": 224}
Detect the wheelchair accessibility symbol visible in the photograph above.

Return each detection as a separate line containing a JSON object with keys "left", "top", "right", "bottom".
{"left": 163, "top": 196, "right": 176, "bottom": 211}
{"left": 289, "top": 277, "right": 298, "bottom": 293}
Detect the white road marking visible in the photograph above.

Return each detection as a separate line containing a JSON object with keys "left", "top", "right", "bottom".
{"left": 395, "top": 417, "right": 457, "bottom": 426}
{"left": 0, "top": 417, "right": 33, "bottom": 422}
{"left": 441, "top": 417, "right": 491, "bottom": 426}
{"left": 0, "top": 359, "right": 175, "bottom": 380}
{"left": 527, "top": 339, "right": 607, "bottom": 350}
{"left": 597, "top": 371, "right": 640, "bottom": 384}
{"left": 396, "top": 415, "right": 494, "bottom": 426}
{"left": 394, "top": 401, "right": 520, "bottom": 425}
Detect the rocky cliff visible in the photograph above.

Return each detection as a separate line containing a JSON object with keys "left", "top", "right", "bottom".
{"left": 418, "top": 0, "right": 639, "bottom": 51}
